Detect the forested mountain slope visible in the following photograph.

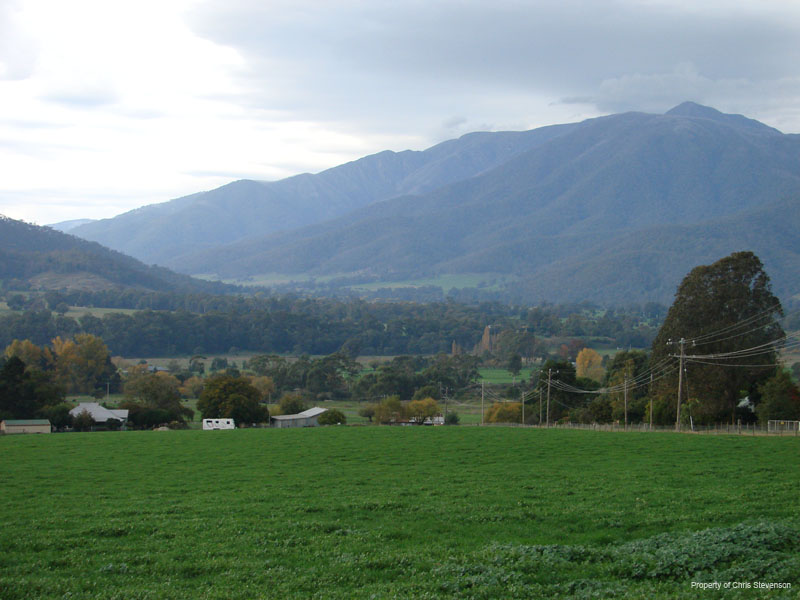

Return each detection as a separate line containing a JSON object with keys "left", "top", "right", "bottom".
{"left": 71, "top": 124, "right": 575, "bottom": 266}
{"left": 0, "top": 216, "right": 233, "bottom": 294}
{"left": 176, "top": 103, "right": 800, "bottom": 303}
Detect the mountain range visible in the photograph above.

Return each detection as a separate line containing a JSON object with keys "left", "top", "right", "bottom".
{"left": 70, "top": 102, "right": 800, "bottom": 304}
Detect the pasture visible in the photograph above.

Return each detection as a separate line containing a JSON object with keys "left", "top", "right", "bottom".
{"left": 1, "top": 428, "right": 798, "bottom": 599}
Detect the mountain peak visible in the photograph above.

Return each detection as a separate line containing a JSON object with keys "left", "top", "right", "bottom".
{"left": 665, "top": 101, "right": 779, "bottom": 134}
{"left": 666, "top": 101, "right": 723, "bottom": 118}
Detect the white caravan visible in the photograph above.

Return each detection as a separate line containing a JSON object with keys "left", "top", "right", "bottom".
{"left": 202, "top": 418, "right": 235, "bottom": 430}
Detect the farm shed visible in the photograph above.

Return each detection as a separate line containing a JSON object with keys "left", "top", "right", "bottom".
{"left": 271, "top": 407, "right": 327, "bottom": 428}
{"left": 1, "top": 419, "right": 52, "bottom": 434}
{"left": 69, "top": 402, "right": 129, "bottom": 428}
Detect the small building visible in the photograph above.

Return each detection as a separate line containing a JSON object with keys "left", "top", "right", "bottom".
{"left": 69, "top": 403, "right": 129, "bottom": 429}
{"left": 1, "top": 419, "right": 52, "bottom": 434}
{"left": 202, "top": 418, "right": 235, "bottom": 430}
{"left": 271, "top": 407, "right": 327, "bottom": 428}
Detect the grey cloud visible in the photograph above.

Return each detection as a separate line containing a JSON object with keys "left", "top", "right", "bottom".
{"left": 442, "top": 116, "right": 467, "bottom": 129}
{"left": 43, "top": 91, "right": 118, "bottom": 108}
{"left": 186, "top": 0, "right": 800, "bottom": 134}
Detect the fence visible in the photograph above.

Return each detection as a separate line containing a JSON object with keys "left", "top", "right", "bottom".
{"left": 768, "top": 420, "right": 800, "bottom": 433}
{"left": 476, "top": 421, "right": 800, "bottom": 436}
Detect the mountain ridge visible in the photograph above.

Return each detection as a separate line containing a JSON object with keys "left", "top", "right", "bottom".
{"left": 72, "top": 124, "right": 576, "bottom": 265}
{"left": 0, "top": 215, "right": 235, "bottom": 295}
{"left": 69, "top": 103, "right": 800, "bottom": 303}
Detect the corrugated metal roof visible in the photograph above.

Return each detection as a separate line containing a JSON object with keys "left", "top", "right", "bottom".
{"left": 2, "top": 419, "right": 51, "bottom": 425}
{"left": 271, "top": 407, "right": 327, "bottom": 420}
{"left": 299, "top": 407, "right": 327, "bottom": 418}
{"left": 69, "top": 403, "right": 128, "bottom": 422}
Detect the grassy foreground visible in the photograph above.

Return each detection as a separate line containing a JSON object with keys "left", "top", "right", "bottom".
{"left": 1, "top": 428, "right": 798, "bottom": 599}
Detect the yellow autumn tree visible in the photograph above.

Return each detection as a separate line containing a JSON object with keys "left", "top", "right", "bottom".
{"left": 5, "top": 339, "right": 52, "bottom": 371}
{"left": 180, "top": 375, "right": 206, "bottom": 399}
{"left": 408, "top": 397, "right": 439, "bottom": 421}
{"left": 51, "top": 334, "right": 113, "bottom": 394}
{"left": 576, "top": 348, "right": 605, "bottom": 382}
{"left": 373, "top": 396, "right": 406, "bottom": 424}
{"left": 248, "top": 375, "right": 276, "bottom": 402}
{"left": 485, "top": 402, "right": 522, "bottom": 424}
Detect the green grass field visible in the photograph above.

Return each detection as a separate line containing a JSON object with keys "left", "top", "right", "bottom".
{"left": 478, "top": 367, "right": 535, "bottom": 384}
{"left": 1, "top": 428, "right": 798, "bottom": 599}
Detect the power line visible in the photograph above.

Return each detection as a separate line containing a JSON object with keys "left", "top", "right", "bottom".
{"left": 688, "top": 302, "right": 786, "bottom": 345}
{"left": 683, "top": 330, "right": 800, "bottom": 361}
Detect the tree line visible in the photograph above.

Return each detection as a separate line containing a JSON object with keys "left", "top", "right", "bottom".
{"left": 2, "top": 251, "right": 796, "bottom": 429}
{"left": 0, "top": 295, "right": 661, "bottom": 357}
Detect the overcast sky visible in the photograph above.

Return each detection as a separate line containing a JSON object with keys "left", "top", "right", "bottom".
{"left": 2, "top": 0, "right": 800, "bottom": 225}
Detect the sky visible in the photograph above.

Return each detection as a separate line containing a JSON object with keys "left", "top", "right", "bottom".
{"left": 2, "top": 0, "right": 800, "bottom": 226}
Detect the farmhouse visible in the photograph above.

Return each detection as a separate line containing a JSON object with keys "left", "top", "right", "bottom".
{"left": 271, "top": 407, "right": 327, "bottom": 428}
{"left": 69, "top": 402, "right": 129, "bottom": 428}
{"left": 1, "top": 419, "right": 52, "bottom": 434}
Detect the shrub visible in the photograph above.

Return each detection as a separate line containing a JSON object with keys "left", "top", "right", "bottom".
{"left": 485, "top": 402, "right": 522, "bottom": 424}
{"left": 358, "top": 404, "right": 376, "bottom": 422}
{"left": 318, "top": 409, "right": 346, "bottom": 425}
{"left": 72, "top": 410, "right": 94, "bottom": 432}
{"left": 105, "top": 418, "right": 122, "bottom": 431}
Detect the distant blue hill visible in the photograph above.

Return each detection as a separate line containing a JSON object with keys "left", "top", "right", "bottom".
{"left": 47, "top": 218, "right": 96, "bottom": 232}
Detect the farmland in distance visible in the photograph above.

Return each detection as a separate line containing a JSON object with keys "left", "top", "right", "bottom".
{"left": 1, "top": 428, "right": 798, "bottom": 599}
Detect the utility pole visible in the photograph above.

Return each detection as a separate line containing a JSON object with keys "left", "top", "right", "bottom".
{"left": 481, "top": 381, "right": 485, "bottom": 426}
{"left": 546, "top": 368, "right": 556, "bottom": 427}
{"left": 521, "top": 389, "right": 525, "bottom": 426}
{"left": 539, "top": 388, "right": 543, "bottom": 425}
{"left": 623, "top": 376, "right": 628, "bottom": 431}
{"left": 649, "top": 372, "right": 654, "bottom": 431}
{"left": 671, "top": 338, "right": 687, "bottom": 432}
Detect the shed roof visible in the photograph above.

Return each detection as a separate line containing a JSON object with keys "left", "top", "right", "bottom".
{"left": 3, "top": 419, "right": 51, "bottom": 426}
{"left": 271, "top": 407, "right": 328, "bottom": 421}
{"left": 69, "top": 403, "right": 128, "bottom": 422}
{"left": 299, "top": 407, "right": 327, "bottom": 418}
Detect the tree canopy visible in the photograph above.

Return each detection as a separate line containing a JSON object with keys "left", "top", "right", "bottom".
{"left": 651, "top": 252, "right": 784, "bottom": 424}
{"left": 198, "top": 374, "right": 267, "bottom": 424}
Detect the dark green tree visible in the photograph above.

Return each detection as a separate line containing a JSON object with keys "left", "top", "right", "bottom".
{"left": 507, "top": 353, "right": 522, "bottom": 378}
{"left": 444, "top": 411, "right": 460, "bottom": 425}
{"left": 358, "top": 404, "right": 375, "bottom": 423}
{"left": 540, "top": 358, "right": 581, "bottom": 423}
{"left": 210, "top": 357, "right": 228, "bottom": 372}
{"left": 0, "top": 356, "right": 65, "bottom": 419}
{"left": 72, "top": 409, "right": 94, "bottom": 432}
{"left": 124, "top": 370, "right": 193, "bottom": 424}
{"left": 756, "top": 370, "right": 800, "bottom": 423}
{"left": 39, "top": 402, "right": 75, "bottom": 431}
{"left": 6, "top": 294, "right": 26, "bottom": 311}
{"left": 198, "top": 374, "right": 262, "bottom": 420}
{"left": 278, "top": 393, "right": 307, "bottom": 416}
{"left": 651, "top": 252, "right": 784, "bottom": 424}
{"left": 220, "top": 393, "right": 268, "bottom": 425}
